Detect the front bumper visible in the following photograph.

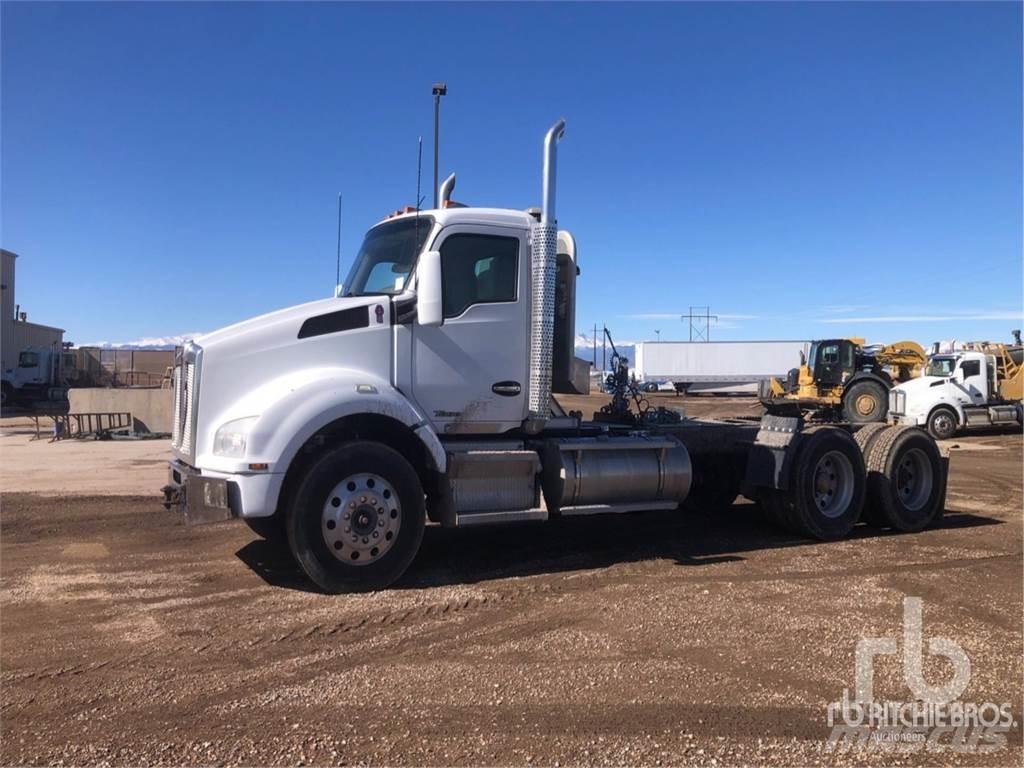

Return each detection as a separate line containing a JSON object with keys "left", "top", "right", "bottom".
{"left": 162, "top": 460, "right": 235, "bottom": 524}
{"left": 162, "top": 460, "right": 284, "bottom": 525}
{"left": 891, "top": 412, "right": 927, "bottom": 427}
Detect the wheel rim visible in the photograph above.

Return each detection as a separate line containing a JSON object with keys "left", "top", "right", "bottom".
{"left": 896, "top": 447, "right": 933, "bottom": 512}
{"left": 855, "top": 393, "right": 876, "bottom": 416}
{"left": 321, "top": 473, "right": 401, "bottom": 566}
{"left": 812, "top": 450, "right": 855, "bottom": 518}
{"left": 933, "top": 412, "right": 954, "bottom": 437}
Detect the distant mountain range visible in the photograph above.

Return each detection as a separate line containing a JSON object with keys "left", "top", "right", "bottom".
{"left": 79, "top": 334, "right": 199, "bottom": 351}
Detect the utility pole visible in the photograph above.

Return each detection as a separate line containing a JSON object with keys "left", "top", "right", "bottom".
{"left": 655, "top": 329, "right": 661, "bottom": 342}
{"left": 432, "top": 82, "right": 447, "bottom": 208}
{"left": 602, "top": 325, "right": 607, "bottom": 371}
{"left": 682, "top": 306, "right": 718, "bottom": 342}
{"left": 592, "top": 323, "right": 598, "bottom": 368}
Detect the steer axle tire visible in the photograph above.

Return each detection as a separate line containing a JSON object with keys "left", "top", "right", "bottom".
{"left": 286, "top": 441, "right": 425, "bottom": 593}
{"left": 864, "top": 426, "right": 945, "bottom": 532}
{"left": 779, "top": 426, "right": 867, "bottom": 540}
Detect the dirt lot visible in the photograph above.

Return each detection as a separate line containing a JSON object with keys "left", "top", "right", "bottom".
{"left": 2, "top": 395, "right": 1022, "bottom": 766}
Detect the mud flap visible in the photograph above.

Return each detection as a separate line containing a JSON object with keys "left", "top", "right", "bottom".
{"left": 742, "top": 414, "right": 803, "bottom": 494}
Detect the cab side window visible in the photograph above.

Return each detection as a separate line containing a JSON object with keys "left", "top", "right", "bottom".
{"left": 440, "top": 234, "right": 518, "bottom": 318}
{"left": 960, "top": 360, "right": 980, "bottom": 378}
{"left": 820, "top": 344, "right": 840, "bottom": 364}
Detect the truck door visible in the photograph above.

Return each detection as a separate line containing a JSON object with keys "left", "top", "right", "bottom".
{"left": 956, "top": 357, "right": 986, "bottom": 404}
{"left": 814, "top": 341, "right": 846, "bottom": 388}
{"left": 411, "top": 225, "right": 529, "bottom": 434}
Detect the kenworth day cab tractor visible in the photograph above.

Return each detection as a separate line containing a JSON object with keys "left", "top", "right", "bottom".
{"left": 889, "top": 339, "right": 1023, "bottom": 440}
{"left": 163, "top": 120, "right": 948, "bottom": 592}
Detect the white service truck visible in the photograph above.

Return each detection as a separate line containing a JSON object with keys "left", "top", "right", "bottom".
{"left": 163, "top": 120, "right": 948, "bottom": 592}
{"left": 1, "top": 344, "right": 71, "bottom": 410}
{"left": 889, "top": 342, "right": 1023, "bottom": 440}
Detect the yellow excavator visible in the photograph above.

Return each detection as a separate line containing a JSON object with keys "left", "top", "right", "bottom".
{"left": 760, "top": 338, "right": 926, "bottom": 423}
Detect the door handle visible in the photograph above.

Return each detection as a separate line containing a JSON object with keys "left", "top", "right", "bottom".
{"left": 492, "top": 381, "right": 522, "bottom": 397}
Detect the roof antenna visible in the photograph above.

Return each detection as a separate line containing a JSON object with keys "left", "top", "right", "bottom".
{"left": 334, "top": 192, "right": 343, "bottom": 296}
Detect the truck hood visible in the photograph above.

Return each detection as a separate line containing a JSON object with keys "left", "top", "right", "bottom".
{"left": 892, "top": 375, "right": 949, "bottom": 395}
{"left": 196, "top": 296, "right": 374, "bottom": 351}
{"left": 189, "top": 294, "right": 395, "bottom": 463}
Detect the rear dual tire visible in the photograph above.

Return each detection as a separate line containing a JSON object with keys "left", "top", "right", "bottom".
{"left": 759, "top": 427, "right": 866, "bottom": 540}
{"left": 863, "top": 426, "right": 945, "bottom": 532}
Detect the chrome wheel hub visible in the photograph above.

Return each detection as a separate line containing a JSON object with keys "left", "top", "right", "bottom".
{"left": 321, "top": 473, "right": 401, "bottom": 565}
{"left": 934, "top": 413, "right": 954, "bottom": 436}
{"left": 896, "top": 448, "right": 932, "bottom": 512}
{"left": 812, "top": 450, "right": 855, "bottom": 519}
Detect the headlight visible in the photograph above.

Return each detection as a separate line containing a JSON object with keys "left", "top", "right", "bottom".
{"left": 213, "top": 416, "right": 258, "bottom": 458}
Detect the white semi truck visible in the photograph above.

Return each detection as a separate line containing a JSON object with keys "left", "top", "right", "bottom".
{"left": 163, "top": 120, "right": 948, "bottom": 592}
{"left": 889, "top": 340, "right": 1023, "bottom": 439}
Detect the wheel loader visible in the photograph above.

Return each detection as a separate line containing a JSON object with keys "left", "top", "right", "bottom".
{"left": 759, "top": 338, "right": 926, "bottom": 423}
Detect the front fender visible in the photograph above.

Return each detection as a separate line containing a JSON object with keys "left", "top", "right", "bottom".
{"left": 197, "top": 367, "right": 446, "bottom": 475}
{"left": 928, "top": 398, "right": 965, "bottom": 426}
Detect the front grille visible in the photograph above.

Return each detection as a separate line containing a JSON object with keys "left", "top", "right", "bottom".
{"left": 171, "top": 344, "right": 201, "bottom": 460}
{"left": 889, "top": 389, "right": 905, "bottom": 416}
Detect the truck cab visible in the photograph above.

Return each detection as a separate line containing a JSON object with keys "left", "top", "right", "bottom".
{"left": 890, "top": 351, "right": 1022, "bottom": 439}
{"left": 1, "top": 345, "right": 71, "bottom": 409}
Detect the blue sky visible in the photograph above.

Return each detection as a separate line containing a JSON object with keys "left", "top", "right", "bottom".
{"left": 3, "top": 2, "right": 1021, "bottom": 349}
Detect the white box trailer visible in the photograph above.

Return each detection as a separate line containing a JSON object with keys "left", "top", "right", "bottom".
{"left": 634, "top": 341, "right": 810, "bottom": 393}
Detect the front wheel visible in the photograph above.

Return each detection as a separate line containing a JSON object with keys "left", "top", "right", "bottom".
{"left": 927, "top": 407, "right": 958, "bottom": 440}
{"left": 842, "top": 381, "right": 888, "bottom": 423}
{"left": 286, "top": 441, "right": 425, "bottom": 593}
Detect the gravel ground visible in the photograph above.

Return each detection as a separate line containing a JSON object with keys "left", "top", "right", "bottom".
{"left": 1, "top": 397, "right": 1021, "bottom": 766}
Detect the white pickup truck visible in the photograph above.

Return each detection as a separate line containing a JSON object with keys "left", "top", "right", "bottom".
{"left": 163, "top": 119, "right": 948, "bottom": 592}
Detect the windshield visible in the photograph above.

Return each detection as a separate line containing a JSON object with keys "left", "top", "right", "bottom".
{"left": 926, "top": 356, "right": 956, "bottom": 377}
{"left": 343, "top": 216, "right": 434, "bottom": 297}
{"left": 18, "top": 351, "right": 39, "bottom": 368}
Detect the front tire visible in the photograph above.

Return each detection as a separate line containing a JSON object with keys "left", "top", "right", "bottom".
{"left": 927, "top": 407, "right": 958, "bottom": 440}
{"left": 842, "top": 381, "right": 888, "bottom": 423}
{"left": 286, "top": 441, "right": 425, "bottom": 593}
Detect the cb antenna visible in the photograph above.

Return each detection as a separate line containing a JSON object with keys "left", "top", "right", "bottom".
{"left": 335, "top": 192, "right": 343, "bottom": 292}
{"left": 416, "top": 136, "right": 424, "bottom": 210}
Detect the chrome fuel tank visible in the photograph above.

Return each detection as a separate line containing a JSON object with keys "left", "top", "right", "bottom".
{"left": 539, "top": 435, "right": 692, "bottom": 516}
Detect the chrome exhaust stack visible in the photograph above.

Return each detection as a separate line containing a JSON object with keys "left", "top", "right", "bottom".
{"left": 438, "top": 173, "right": 456, "bottom": 208}
{"left": 526, "top": 119, "right": 566, "bottom": 431}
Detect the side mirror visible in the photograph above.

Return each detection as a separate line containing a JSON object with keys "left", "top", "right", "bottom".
{"left": 417, "top": 250, "right": 443, "bottom": 327}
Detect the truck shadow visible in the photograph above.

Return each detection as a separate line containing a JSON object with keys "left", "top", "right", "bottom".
{"left": 235, "top": 503, "right": 1003, "bottom": 593}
